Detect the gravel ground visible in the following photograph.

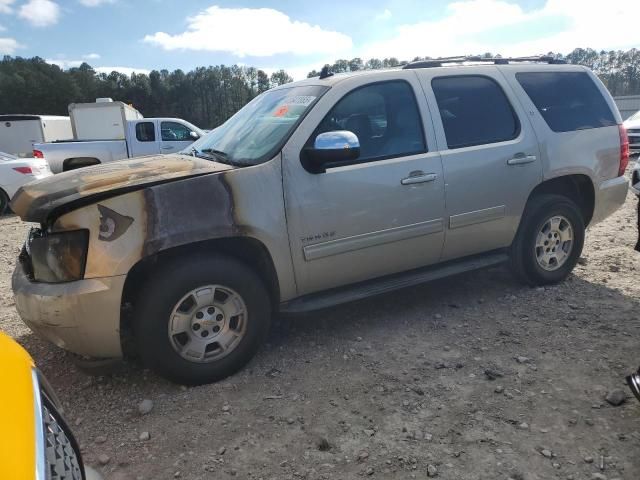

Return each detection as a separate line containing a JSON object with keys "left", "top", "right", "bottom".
{"left": 1, "top": 184, "right": 640, "bottom": 480}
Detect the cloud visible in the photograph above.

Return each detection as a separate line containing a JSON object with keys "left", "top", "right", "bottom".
{"left": 47, "top": 58, "right": 84, "bottom": 69}
{"left": 143, "top": 5, "right": 352, "bottom": 57}
{"left": 18, "top": 0, "right": 60, "bottom": 27}
{"left": 95, "top": 66, "right": 150, "bottom": 75}
{"left": 0, "top": 0, "right": 14, "bottom": 14}
{"left": 375, "top": 9, "right": 392, "bottom": 21}
{"left": 78, "top": 0, "right": 114, "bottom": 6}
{"left": 83, "top": 52, "right": 100, "bottom": 59}
{"left": 360, "top": 0, "right": 640, "bottom": 60}
{"left": 0, "top": 36, "right": 19, "bottom": 54}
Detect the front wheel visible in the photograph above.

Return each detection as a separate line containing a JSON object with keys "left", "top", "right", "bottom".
{"left": 509, "top": 194, "right": 585, "bottom": 286}
{"left": 134, "top": 254, "right": 271, "bottom": 385}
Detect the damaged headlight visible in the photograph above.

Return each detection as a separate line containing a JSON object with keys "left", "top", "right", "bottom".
{"left": 29, "top": 230, "right": 89, "bottom": 282}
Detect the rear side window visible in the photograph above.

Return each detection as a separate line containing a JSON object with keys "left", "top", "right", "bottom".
{"left": 516, "top": 72, "right": 616, "bottom": 132}
{"left": 136, "top": 122, "right": 155, "bottom": 142}
{"left": 432, "top": 76, "right": 520, "bottom": 149}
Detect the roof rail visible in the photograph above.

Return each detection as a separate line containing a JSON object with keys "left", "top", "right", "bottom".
{"left": 402, "top": 55, "right": 566, "bottom": 69}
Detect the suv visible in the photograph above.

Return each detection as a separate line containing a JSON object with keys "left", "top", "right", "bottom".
{"left": 11, "top": 58, "right": 629, "bottom": 385}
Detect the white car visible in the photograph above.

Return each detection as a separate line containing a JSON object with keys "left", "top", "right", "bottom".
{"left": 0, "top": 151, "right": 52, "bottom": 214}
{"left": 624, "top": 110, "right": 640, "bottom": 155}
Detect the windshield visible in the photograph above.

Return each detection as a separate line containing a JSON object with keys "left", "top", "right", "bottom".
{"left": 186, "top": 85, "right": 328, "bottom": 166}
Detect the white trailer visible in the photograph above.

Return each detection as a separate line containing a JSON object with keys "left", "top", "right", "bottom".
{"left": 0, "top": 115, "right": 72, "bottom": 157}
{"left": 69, "top": 98, "right": 144, "bottom": 141}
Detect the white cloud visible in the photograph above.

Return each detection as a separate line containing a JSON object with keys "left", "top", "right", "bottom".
{"left": 0, "top": 36, "right": 19, "bottom": 54}
{"left": 361, "top": 0, "right": 640, "bottom": 60}
{"left": 143, "top": 5, "right": 352, "bottom": 57}
{"left": 78, "top": 0, "right": 114, "bottom": 6}
{"left": 18, "top": 0, "right": 60, "bottom": 27}
{"left": 95, "top": 66, "right": 150, "bottom": 75}
{"left": 0, "top": 0, "right": 15, "bottom": 14}
{"left": 83, "top": 52, "right": 100, "bottom": 59}
{"left": 375, "top": 9, "right": 392, "bottom": 21}
{"left": 47, "top": 58, "right": 83, "bottom": 68}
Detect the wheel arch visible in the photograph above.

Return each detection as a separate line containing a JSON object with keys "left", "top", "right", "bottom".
{"left": 119, "top": 236, "right": 280, "bottom": 356}
{"left": 524, "top": 174, "right": 595, "bottom": 227}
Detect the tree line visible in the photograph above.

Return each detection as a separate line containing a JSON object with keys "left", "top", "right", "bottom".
{"left": 0, "top": 56, "right": 293, "bottom": 129}
{"left": 0, "top": 48, "right": 638, "bottom": 130}
{"left": 309, "top": 48, "right": 640, "bottom": 98}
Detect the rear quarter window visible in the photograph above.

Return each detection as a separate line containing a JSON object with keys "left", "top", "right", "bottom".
{"left": 516, "top": 72, "right": 617, "bottom": 132}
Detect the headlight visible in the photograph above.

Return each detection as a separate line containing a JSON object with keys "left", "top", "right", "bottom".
{"left": 30, "top": 230, "right": 89, "bottom": 282}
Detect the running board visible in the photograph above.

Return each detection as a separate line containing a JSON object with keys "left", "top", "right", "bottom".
{"left": 280, "top": 250, "right": 508, "bottom": 313}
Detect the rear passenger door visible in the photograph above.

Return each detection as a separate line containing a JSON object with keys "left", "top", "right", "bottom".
{"left": 416, "top": 68, "right": 542, "bottom": 261}
{"left": 130, "top": 120, "right": 160, "bottom": 157}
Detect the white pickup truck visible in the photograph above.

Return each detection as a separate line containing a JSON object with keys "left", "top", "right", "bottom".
{"left": 35, "top": 117, "right": 204, "bottom": 173}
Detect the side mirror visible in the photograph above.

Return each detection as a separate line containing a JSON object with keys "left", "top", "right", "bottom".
{"left": 189, "top": 131, "right": 200, "bottom": 140}
{"left": 302, "top": 131, "right": 360, "bottom": 173}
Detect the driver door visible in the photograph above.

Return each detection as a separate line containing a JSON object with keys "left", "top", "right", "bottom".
{"left": 282, "top": 72, "right": 446, "bottom": 295}
{"left": 159, "top": 121, "right": 197, "bottom": 154}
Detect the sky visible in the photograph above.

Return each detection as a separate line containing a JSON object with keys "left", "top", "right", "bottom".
{"left": 0, "top": 0, "right": 638, "bottom": 80}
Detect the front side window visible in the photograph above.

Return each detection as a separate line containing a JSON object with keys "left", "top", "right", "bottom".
{"left": 311, "top": 80, "right": 426, "bottom": 162}
{"left": 135, "top": 122, "right": 155, "bottom": 142}
{"left": 432, "top": 75, "right": 520, "bottom": 149}
{"left": 189, "top": 85, "right": 328, "bottom": 166}
{"left": 516, "top": 72, "right": 616, "bottom": 132}
{"left": 161, "top": 121, "right": 192, "bottom": 141}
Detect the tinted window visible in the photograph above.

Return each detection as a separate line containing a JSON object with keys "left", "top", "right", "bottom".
{"left": 312, "top": 81, "right": 426, "bottom": 162}
{"left": 516, "top": 72, "right": 616, "bottom": 132}
{"left": 432, "top": 76, "right": 520, "bottom": 149}
{"left": 135, "top": 122, "right": 155, "bottom": 142}
{"left": 161, "top": 121, "right": 192, "bottom": 141}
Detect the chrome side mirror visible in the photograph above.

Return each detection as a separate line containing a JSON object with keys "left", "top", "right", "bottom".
{"left": 189, "top": 131, "right": 200, "bottom": 140}
{"left": 302, "top": 130, "right": 361, "bottom": 173}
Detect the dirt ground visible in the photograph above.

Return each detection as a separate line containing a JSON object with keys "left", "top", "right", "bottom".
{"left": 1, "top": 183, "right": 640, "bottom": 480}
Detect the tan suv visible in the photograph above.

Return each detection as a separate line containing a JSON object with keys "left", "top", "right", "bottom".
{"left": 11, "top": 57, "right": 629, "bottom": 385}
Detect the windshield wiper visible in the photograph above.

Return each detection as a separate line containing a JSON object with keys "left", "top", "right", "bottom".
{"left": 188, "top": 147, "right": 234, "bottom": 165}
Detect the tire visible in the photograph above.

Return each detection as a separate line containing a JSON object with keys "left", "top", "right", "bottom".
{"left": 0, "top": 189, "right": 9, "bottom": 215}
{"left": 133, "top": 254, "right": 271, "bottom": 385}
{"left": 509, "top": 194, "right": 585, "bottom": 286}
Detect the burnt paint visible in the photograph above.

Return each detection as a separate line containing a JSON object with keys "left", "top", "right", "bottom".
{"left": 141, "top": 172, "right": 238, "bottom": 257}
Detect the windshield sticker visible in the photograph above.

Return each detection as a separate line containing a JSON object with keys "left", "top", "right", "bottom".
{"left": 273, "top": 105, "right": 290, "bottom": 117}
{"left": 282, "top": 95, "right": 316, "bottom": 106}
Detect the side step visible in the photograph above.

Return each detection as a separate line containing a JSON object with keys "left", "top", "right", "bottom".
{"left": 279, "top": 250, "right": 508, "bottom": 314}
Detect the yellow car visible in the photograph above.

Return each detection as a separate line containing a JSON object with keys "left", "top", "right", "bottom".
{"left": 0, "top": 332, "right": 99, "bottom": 480}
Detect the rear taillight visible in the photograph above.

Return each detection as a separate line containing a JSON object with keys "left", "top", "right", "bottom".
{"left": 13, "top": 166, "right": 33, "bottom": 175}
{"left": 33, "top": 149, "right": 44, "bottom": 159}
{"left": 619, "top": 124, "right": 630, "bottom": 176}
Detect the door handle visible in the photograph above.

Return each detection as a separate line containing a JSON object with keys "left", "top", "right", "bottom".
{"left": 161, "top": 146, "right": 173, "bottom": 150}
{"left": 507, "top": 154, "right": 536, "bottom": 165}
{"left": 401, "top": 171, "right": 438, "bottom": 185}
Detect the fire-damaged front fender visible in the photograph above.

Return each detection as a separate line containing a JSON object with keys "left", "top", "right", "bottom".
{"left": 52, "top": 159, "right": 297, "bottom": 302}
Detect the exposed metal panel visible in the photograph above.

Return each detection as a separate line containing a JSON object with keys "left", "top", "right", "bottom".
{"left": 449, "top": 205, "right": 506, "bottom": 230}
{"left": 303, "top": 219, "right": 444, "bottom": 261}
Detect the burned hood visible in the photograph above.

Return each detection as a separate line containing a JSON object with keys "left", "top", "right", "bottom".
{"left": 11, "top": 154, "right": 233, "bottom": 223}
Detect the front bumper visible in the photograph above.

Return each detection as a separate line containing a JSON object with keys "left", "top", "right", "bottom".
{"left": 12, "top": 265, "right": 125, "bottom": 358}
{"left": 591, "top": 175, "right": 629, "bottom": 225}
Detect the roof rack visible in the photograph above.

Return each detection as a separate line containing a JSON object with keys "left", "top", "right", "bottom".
{"left": 402, "top": 55, "right": 566, "bottom": 69}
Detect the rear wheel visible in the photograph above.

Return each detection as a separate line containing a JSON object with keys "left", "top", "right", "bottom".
{"left": 509, "top": 194, "right": 585, "bottom": 285}
{"left": 0, "top": 189, "right": 9, "bottom": 215}
{"left": 133, "top": 254, "right": 271, "bottom": 385}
